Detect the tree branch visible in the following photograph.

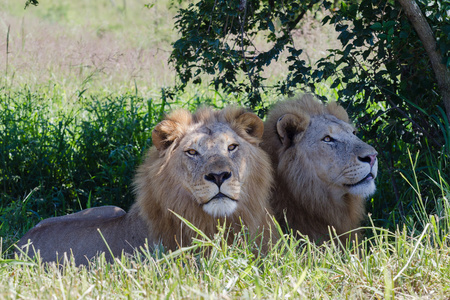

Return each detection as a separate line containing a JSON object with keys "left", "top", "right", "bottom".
{"left": 288, "top": 2, "right": 316, "bottom": 32}
{"left": 397, "top": 0, "right": 450, "bottom": 122}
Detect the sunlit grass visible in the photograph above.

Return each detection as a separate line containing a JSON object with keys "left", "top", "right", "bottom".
{"left": 4, "top": 204, "right": 450, "bottom": 299}
{"left": 3, "top": 152, "right": 450, "bottom": 298}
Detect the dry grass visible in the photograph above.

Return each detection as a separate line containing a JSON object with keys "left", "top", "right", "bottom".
{"left": 3, "top": 15, "right": 172, "bottom": 97}
{"left": 1, "top": 0, "right": 177, "bottom": 98}
{"left": 1, "top": 0, "right": 340, "bottom": 99}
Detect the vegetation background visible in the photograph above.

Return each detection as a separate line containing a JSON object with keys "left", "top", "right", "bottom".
{"left": 1, "top": 0, "right": 449, "bottom": 298}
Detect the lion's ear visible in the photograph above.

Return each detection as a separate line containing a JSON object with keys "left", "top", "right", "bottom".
{"left": 152, "top": 109, "right": 192, "bottom": 151}
{"left": 276, "top": 113, "right": 309, "bottom": 147}
{"left": 235, "top": 112, "right": 264, "bottom": 139}
{"left": 152, "top": 120, "right": 179, "bottom": 151}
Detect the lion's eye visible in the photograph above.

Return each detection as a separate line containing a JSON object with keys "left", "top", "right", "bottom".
{"left": 323, "top": 136, "right": 334, "bottom": 143}
{"left": 185, "top": 149, "right": 199, "bottom": 156}
{"left": 228, "top": 144, "right": 238, "bottom": 152}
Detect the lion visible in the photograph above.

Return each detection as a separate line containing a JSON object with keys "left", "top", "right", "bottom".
{"left": 16, "top": 106, "right": 275, "bottom": 265}
{"left": 261, "top": 95, "right": 378, "bottom": 245}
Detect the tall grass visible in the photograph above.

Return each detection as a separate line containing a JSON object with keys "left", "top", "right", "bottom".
{"left": 4, "top": 196, "right": 450, "bottom": 298}
{"left": 0, "top": 86, "right": 235, "bottom": 245}
{"left": 400, "top": 150, "right": 450, "bottom": 246}
{"left": 2, "top": 85, "right": 450, "bottom": 298}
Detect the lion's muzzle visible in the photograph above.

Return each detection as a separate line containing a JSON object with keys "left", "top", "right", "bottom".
{"left": 201, "top": 170, "right": 240, "bottom": 217}
{"left": 204, "top": 171, "right": 232, "bottom": 188}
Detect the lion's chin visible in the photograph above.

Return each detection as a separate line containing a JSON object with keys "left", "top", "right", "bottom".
{"left": 202, "top": 196, "right": 238, "bottom": 218}
{"left": 346, "top": 175, "right": 376, "bottom": 198}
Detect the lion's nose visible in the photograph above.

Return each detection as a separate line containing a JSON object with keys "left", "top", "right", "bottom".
{"left": 358, "top": 153, "right": 377, "bottom": 168}
{"left": 204, "top": 172, "right": 232, "bottom": 187}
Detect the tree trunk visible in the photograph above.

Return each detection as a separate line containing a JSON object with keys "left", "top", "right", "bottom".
{"left": 397, "top": 0, "right": 450, "bottom": 122}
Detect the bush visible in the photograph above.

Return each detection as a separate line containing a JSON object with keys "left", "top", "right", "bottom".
{"left": 0, "top": 89, "right": 160, "bottom": 228}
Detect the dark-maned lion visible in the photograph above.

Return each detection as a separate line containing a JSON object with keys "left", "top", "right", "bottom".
{"left": 261, "top": 95, "right": 378, "bottom": 245}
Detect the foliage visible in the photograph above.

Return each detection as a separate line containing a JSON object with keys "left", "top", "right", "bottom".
{"left": 0, "top": 89, "right": 154, "bottom": 231}
{"left": 0, "top": 89, "right": 176, "bottom": 234}
{"left": 169, "top": 0, "right": 448, "bottom": 107}
{"left": 170, "top": 0, "right": 450, "bottom": 227}
{"left": 24, "top": 0, "right": 39, "bottom": 8}
{"left": 170, "top": 0, "right": 322, "bottom": 114}
{"left": 0, "top": 86, "right": 235, "bottom": 242}
{"left": 417, "top": 0, "right": 450, "bottom": 68}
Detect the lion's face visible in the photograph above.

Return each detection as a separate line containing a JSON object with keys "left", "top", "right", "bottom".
{"left": 15, "top": 107, "right": 274, "bottom": 264}
{"left": 149, "top": 108, "right": 266, "bottom": 219}
{"left": 262, "top": 96, "right": 376, "bottom": 242}
{"left": 297, "top": 114, "right": 378, "bottom": 198}
{"left": 176, "top": 123, "right": 251, "bottom": 217}
{"left": 132, "top": 106, "right": 274, "bottom": 250}
{"left": 272, "top": 100, "right": 378, "bottom": 201}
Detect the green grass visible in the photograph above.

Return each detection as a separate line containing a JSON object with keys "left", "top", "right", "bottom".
{"left": 3, "top": 210, "right": 450, "bottom": 298}
{"left": 1, "top": 85, "right": 449, "bottom": 298}
{"left": 2, "top": 0, "right": 450, "bottom": 297}
{"left": 0, "top": 86, "right": 237, "bottom": 244}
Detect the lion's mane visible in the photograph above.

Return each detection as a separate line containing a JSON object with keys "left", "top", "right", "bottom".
{"left": 262, "top": 95, "right": 378, "bottom": 244}
{"left": 16, "top": 106, "right": 275, "bottom": 264}
{"left": 132, "top": 106, "right": 275, "bottom": 250}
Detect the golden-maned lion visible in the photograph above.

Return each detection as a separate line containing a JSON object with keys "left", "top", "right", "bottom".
{"left": 261, "top": 95, "right": 378, "bottom": 245}
{"left": 17, "top": 106, "right": 275, "bottom": 265}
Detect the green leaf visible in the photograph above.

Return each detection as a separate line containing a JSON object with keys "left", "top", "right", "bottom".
{"left": 336, "top": 24, "right": 349, "bottom": 32}
{"left": 383, "top": 20, "right": 396, "bottom": 30}
{"left": 268, "top": 20, "right": 275, "bottom": 33}
{"left": 370, "top": 22, "right": 382, "bottom": 30}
